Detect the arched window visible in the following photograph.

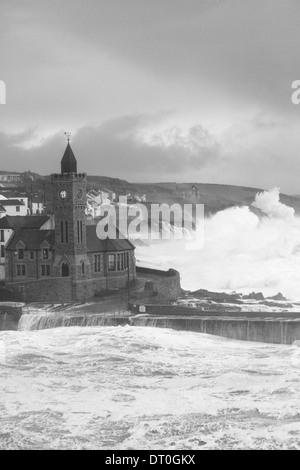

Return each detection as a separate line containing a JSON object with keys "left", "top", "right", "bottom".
{"left": 81, "top": 262, "right": 85, "bottom": 275}
{"left": 62, "top": 262, "right": 69, "bottom": 277}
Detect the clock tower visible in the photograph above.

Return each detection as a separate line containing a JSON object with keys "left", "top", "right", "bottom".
{"left": 51, "top": 141, "right": 91, "bottom": 298}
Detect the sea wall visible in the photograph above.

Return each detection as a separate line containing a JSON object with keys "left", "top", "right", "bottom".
{"left": 129, "top": 303, "right": 300, "bottom": 318}
{"left": 129, "top": 315, "right": 300, "bottom": 345}
{"left": 18, "top": 312, "right": 130, "bottom": 331}
{"left": 0, "top": 302, "right": 23, "bottom": 331}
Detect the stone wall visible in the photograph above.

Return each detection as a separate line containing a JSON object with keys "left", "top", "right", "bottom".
{"left": 135, "top": 267, "right": 181, "bottom": 301}
{"left": 6, "top": 254, "right": 136, "bottom": 303}
{"left": 129, "top": 315, "right": 300, "bottom": 345}
{"left": 0, "top": 302, "right": 23, "bottom": 330}
{"left": 6, "top": 277, "right": 73, "bottom": 303}
{"left": 129, "top": 303, "right": 300, "bottom": 318}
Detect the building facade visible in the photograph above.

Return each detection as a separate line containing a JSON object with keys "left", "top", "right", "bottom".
{"left": 0, "top": 215, "right": 52, "bottom": 280}
{"left": 0, "top": 173, "right": 21, "bottom": 183}
{"left": 5, "top": 143, "right": 136, "bottom": 302}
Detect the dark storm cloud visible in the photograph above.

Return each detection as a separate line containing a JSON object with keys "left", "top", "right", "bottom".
{"left": 0, "top": 115, "right": 221, "bottom": 180}
{"left": 1, "top": 0, "right": 300, "bottom": 189}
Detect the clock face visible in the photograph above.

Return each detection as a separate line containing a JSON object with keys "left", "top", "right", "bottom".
{"left": 59, "top": 190, "right": 68, "bottom": 200}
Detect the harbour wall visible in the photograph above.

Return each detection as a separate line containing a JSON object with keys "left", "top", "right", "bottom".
{"left": 130, "top": 314, "right": 300, "bottom": 345}
{"left": 0, "top": 302, "right": 23, "bottom": 331}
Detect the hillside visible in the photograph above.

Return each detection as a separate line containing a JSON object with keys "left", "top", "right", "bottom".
{"left": 2, "top": 171, "right": 300, "bottom": 216}
{"left": 87, "top": 178, "right": 300, "bottom": 216}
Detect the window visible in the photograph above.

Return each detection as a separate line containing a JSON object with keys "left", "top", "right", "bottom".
{"left": 94, "top": 254, "right": 101, "bottom": 272}
{"left": 17, "top": 264, "right": 26, "bottom": 276}
{"left": 65, "top": 221, "right": 68, "bottom": 243}
{"left": 116, "top": 253, "right": 125, "bottom": 271}
{"left": 124, "top": 252, "right": 128, "bottom": 269}
{"left": 81, "top": 263, "right": 85, "bottom": 275}
{"left": 0, "top": 245, "right": 4, "bottom": 258}
{"left": 0, "top": 230, "right": 4, "bottom": 242}
{"left": 61, "top": 220, "right": 64, "bottom": 243}
{"left": 18, "top": 249, "right": 24, "bottom": 260}
{"left": 30, "top": 251, "right": 35, "bottom": 260}
{"left": 77, "top": 220, "right": 83, "bottom": 243}
{"left": 16, "top": 206, "right": 20, "bottom": 212}
{"left": 108, "top": 254, "right": 116, "bottom": 271}
{"left": 62, "top": 262, "right": 69, "bottom": 277}
{"left": 42, "top": 249, "right": 49, "bottom": 260}
{"left": 41, "top": 264, "right": 51, "bottom": 276}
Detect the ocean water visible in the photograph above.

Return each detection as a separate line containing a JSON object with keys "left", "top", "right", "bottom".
{"left": 1, "top": 325, "right": 300, "bottom": 450}
{"left": 135, "top": 189, "right": 300, "bottom": 300}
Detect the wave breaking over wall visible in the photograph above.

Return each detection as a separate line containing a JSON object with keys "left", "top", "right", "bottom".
{"left": 18, "top": 313, "right": 129, "bottom": 331}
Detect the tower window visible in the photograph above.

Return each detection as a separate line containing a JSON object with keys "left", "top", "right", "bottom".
{"left": 61, "top": 220, "right": 64, "bottom": 243}
{"left": 42, "top": 248, "right": 49, "bottom": 260}
{"left": 77, "top": 220, "right": 83, "bottom": 243}
{"left": 65, "top": 221, "right": 68, "bottom": 243}
{"left": 18, "top": 249, "right": 24, "bottom": 260}
{"left": 81, "top": 263, "right": 85, "bottom": 275}
{"left": 61, "top": 262, "right": 69, "bottom": 277}
{"left": 30, "top": 251, "right": 35, "bottom": 260}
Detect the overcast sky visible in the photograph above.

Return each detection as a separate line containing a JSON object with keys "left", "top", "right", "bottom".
{"left": 1, "top": 0, "right": 300, "bottom": 192}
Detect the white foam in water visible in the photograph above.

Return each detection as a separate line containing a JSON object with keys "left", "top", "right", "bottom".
{"left": 3, "top": 188, "right": 300, "bottom": 450}
{"left": 1, "top": 326, "right": 300, "bottom": 450}
{"left": 136, "top": 188, "right": 300, "bottom": 299}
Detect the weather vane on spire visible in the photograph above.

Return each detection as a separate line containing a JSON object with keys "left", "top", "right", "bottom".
{"left": 64, "top": 131, "right": 71, "bottom": 143}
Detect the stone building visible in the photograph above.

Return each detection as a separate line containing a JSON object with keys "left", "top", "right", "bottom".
{"left": 5, "top": 142, "right": 136, "bottom": 302}
{"left": 0, "top": 215, "right": 51, "bottom": 279}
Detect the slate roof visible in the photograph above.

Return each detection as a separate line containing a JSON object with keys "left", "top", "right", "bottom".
{"left": 1, "top": 199, "right": 24, "bottom": 206}
{"left": 86, "top": 225, "right": 135, "bottom": 252}
{"left": 6, "top": 230, "right": 55, "bottom": 251}
{"left": 5, "top": 224, "right": 135, "bottom": 252}
{"left": 0, "top": 215, "right": 49, "bottom": 230}
{"left": 61, "top": 143, "right": 77, "bottom": 173}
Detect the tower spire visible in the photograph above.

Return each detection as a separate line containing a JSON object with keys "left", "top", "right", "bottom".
{"left": 61, "top": 133, "right": 77, "bottom": 174}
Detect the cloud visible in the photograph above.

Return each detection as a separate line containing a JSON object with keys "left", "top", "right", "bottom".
{"left": 0, "top": 114, "right": 221, "bottom": 179}
{"left": 1, "top": 1, "right": 300, "bottom": 189}
{"left": 1, "top": 110, "right": 300, "bottom": 193}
